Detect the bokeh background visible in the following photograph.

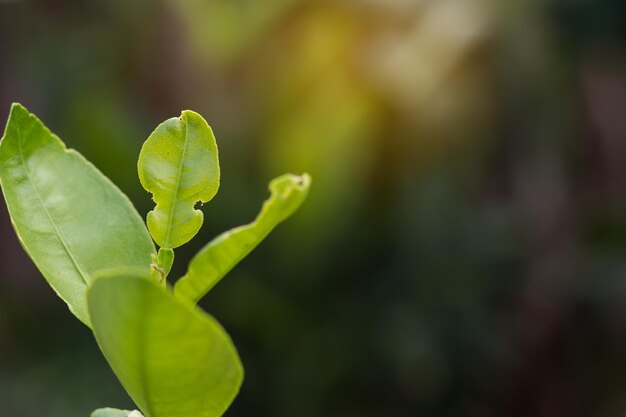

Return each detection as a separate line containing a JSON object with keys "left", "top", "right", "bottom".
{"left": 1, "top": 0, "right": 625, "bottom": 416}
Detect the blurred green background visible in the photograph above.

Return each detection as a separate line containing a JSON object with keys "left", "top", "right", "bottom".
{"left": 1, "top": 0, "right": 626, "bottom": 416}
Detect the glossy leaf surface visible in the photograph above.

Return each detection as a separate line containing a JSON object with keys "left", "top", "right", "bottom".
{"left": 175, "top": 173, "right": 311, "bottom": 303}
{"left": 138, "top": 110, "right": 219, "bottom": 249}
{"left": 0, "top": 104, "right": 155, "bottom": 325}
{"left": 89, "top": 275, "right": 243, "bottom": 417}
{"left": 92, "top": 408, "right": 144, "bottom": 417}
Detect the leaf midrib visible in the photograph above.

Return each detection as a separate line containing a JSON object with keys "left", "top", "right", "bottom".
{"left": 163, "top": 117, "right": 189, "bottom": 248}
{"left": 16, "top": 123, "right": 90, "bottom": 286}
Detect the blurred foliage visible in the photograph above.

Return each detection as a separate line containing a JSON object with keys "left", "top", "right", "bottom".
{"left": 0, "top": 0, "right": 625, "bottom": 416}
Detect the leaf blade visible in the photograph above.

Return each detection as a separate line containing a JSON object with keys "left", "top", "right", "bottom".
{"left": 138, "top": 110, "right": 220, "bottom": 249}
{"left": 175, "top": 173, "right": 310, "bottom": 303}
{"left": 0, "top": 103, "right": 156, "bottom": 325}
{"left": 89, "top": 275, "right": 243, "bottom": 417}
{"left": 91, "top": 408, "right": 144, "bottom": 417}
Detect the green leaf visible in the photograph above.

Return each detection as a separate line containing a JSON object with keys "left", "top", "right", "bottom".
{"left": 175, "top": 173, "right": 311, "bottom": 304}
{"left": 88, "top": 275, "right": 243, "bottom": 417}
{"left": 138, "top": 110, "right": 220, "bottom": 249}
{"left": 0, "top": 103, "right": 155, "bottom": 326}
{"left": 91, "top": 408, "right": 144, "bottom": 417}
{"left": 157, "top": 247, "right": 175, "bottom": 278}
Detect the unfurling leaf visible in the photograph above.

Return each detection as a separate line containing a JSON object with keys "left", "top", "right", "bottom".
{"left": 0, "top": 104, "right": 155, "bottom": 326}
{"left": 1, "top": 104, "right": 310, "bottom": 417}
{"left": 138, "top": 110, "right": 219, "bottom": 249}
{"left": 175, "top": 173, "right": 311, "bottom": 304}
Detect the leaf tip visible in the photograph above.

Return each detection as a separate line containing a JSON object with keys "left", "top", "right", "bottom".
{"left": 269, "top": 173, "right": 312, "bottom": 196}
{"left": 179, "top": 109, "right": 202, "bottom": 120}
{"left": 294, "top": 173, "right": 311, "bottom": 189}
{"left": 5, "top": 102, "right": 29, "bottom": 128}
{"left": 9, "top": 102, "right": 27, "bottom": 114}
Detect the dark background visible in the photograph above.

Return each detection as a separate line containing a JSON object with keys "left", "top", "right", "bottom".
{"left": 1, "top": 0, "right": 626, "bottom": 416}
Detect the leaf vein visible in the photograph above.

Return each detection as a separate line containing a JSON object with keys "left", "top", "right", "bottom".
{"left": 16, "top": 122, "right": 90, "bottom": 286}
{"left": 163, "top": 117, "right": 189, "bottom": 248}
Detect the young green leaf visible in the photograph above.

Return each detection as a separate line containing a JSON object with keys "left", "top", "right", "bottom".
{"left": 175, "top": 173, "right": 311, "bottom": 304}
{"left": 138, "top": 110, "right": 219, "bottom": 249}
{"left": 91, "top": 408, "right": 144, "bottom": 417}
{"left": 88, "top": 275, "right": 243, "bottom": 417}
{"left": 0, "top": 103, "right": 156, "bottom": 326}
{"left": 157, "top": 247, "right": 175, "bottom": 278}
